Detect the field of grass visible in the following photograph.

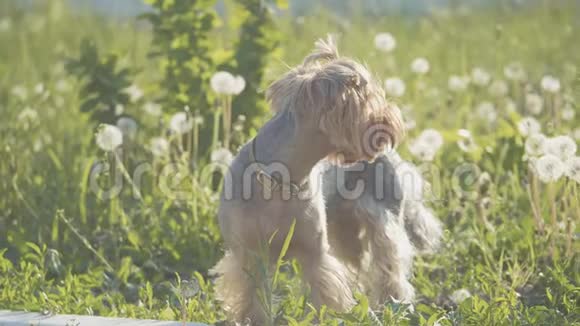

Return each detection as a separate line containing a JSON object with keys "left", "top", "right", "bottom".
{"left": 0, "top": 1, "right": 579, "bottom": 325}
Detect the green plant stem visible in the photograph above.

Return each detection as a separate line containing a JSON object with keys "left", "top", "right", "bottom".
{"left": 114, "top": 151, "right": 144, "bottom": 203}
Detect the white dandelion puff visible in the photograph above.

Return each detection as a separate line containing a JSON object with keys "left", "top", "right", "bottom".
{"left": 525, "top": 133, "right": 547, "bottom": 157}
{"left": 95, "top": 124, "right": 123, "bottom": 151}
{"left": 541, "top": 75, "right": 561, "bottom": 93}
{"left": 55, "top": 79, "right": 71, "bottom": 93}
{"left": 232, "top": 75, "right": 246, "bottom": 95}
{"left": 211, "top": 71, "right": 246, "bottom": 96}
{"left": 34, "top": 83, "right": 45, "bottom": 95}
{"left": 404, "top": 118, "right": 417, "bottom": 131}
{"left": 193, "top": 115, "right": 204, "bottom": 125}
{"left": 488, "top": 79, "right": 509, "bottom": 97}
{"left": 374, "top": 33, "right": 397, "bottom": 52}
{"left": 457, "top": 129, "right": 477, "bottom": 152}
{"left": 150, "top": 137, "right": 170, "bottom": 157}
{"left": 418, "top": 128, "right": 444, "bottom": 149}
{"left": 211, "top": 148, "right": 234, "bottom": 166}
{"left": 525, "top": 93, "right": 544, "bottom": 115}
{"left": 504, "top": 62, "right": 527, "bottom": 81}
{"left": 114, "top": 104, "right": 124, "bottom": 116}
{"left": 471, "top": 67, "right": 491, "bottom": 86}
{"left": 517, "top": 117, "right": 542, "bottom": 137}
{"left": 476, "top": 102, "right": 498, "bottom": 124}
{"left": 11, "top": 85, "right": 28, "bottom": 101}
{"left": 0, "top": 18, "right": 12, "bottom": 32}
{"left": 143, "top": 102, "right": 162, "bottom": 117}
{"left": 545, "top": 135, "right": 577, "bottom": 161}
{"left": 211, "top": 71, "right": 235, "bottom": 95}
{"left": 448, "top": 75, "right": 469, "bottom": 92}
{"left": 17, "top": 107, "right": 39, "bottom": 129}
{"left": 561, "top": 104, "right": 575, "bottom": 121}
{"left": 385, "top": 77, "right": 406, "bottom": 97}
{"left": 411, "top": 57, "right": 430, "bottom": 75}
{"left": 573, "top": 128, "right": 580, "bottom": 141}
{"left": 504, "top": 98, "right": 518, "bottom": 113}
{"left": 450, "top": 289, "right": 472, "bottom": 304}
{"left": 408, "top": 141, "right": 437, "bottom": 162}
{"left": 124, "top": 84, "right": 144, "bottom": 103}
{"left": 169, "top": 112, "right": 193, "bottom": 134}
{"left": 533, "top": 154, "right": 565, "bottom": 183}
{"left": 116, "top": 117, "right": 138, "bottom": 140}
{"left": 565, "top": 156, "right": 580, "bottom": 183}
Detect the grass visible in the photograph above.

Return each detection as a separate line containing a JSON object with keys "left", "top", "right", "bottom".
{"left": 1, "top": 1, "right": 579, "bottom": 325}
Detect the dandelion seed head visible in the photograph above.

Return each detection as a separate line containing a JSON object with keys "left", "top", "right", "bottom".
{"left": 408, "top": 141, "right": 437, "bottom": 162}
{"left": 55, "top": 79, "right": 71, "bottom": 93}
{"left": 525, "top": 133, "right": 547, "bottom": 157}
{"left": 169, "top": 112, "right": 193, "bottom": 134}
{"left": 565, "top": 156, "right": 580, "bottom": 183}
{"left": 385, "top": 77, "right": 406, "bottom": 97}
{"left": 471, "top": 67, "right": 491, "bottom": 86}
{"left": 450, "top": 289, "right": 472, "bottom": 304}
{"left": 448, "top": 75, "right": 470, "bottom": 92}
{"left": 561, "top": 104, "right": 575, "bottom": 121}
{"left": 114, "top": 104, "right": 124, "bottom": 116}
{"left": 211, "top": 71, "right": 246, "bottom": 96}
{"left": 541, "top": 75, "right": 561, "bottom": 93}
{"left": 418, "top": 128, "right": 444, "bottom": 149}
{"left": 143, "top": 102, "right": 162, "bottom": 117}
{"left": 150, "top": 137, "right": 169, "bottom": 157}
{"left": 525, "top": 93, "right": 543, "bottom": 115}
{"left": 573, "top": 128, "right": 580, "bottom": 141}
{"left": 457, "top": 129, "right": 477, "bottom": 152}
{"left": 476, "top": 102, "right": 498, "bottom": 124}
{"left": 125, "top": 84, "right": 144, "bottom": 103}
{"left": 533, "top": 154, "right": 565, "bottom": 183}
{"left": 11, "top": 85, "right": 28, "bottom": 101}
{"left": 232, "top": 76, "right": 246, "bottom": 95}
{"left": 488, "top": 79, "right": 509, "bottom": 97}
{"left": 374, "top": 32, "right": 397, "bottom": 52}
{"left": 545, "top": 135, "right": 577, "bottom": 161}
{"left": 193, "top": 115, "right": 204, "bottom": 125}
{"left": 211, "top": 148, "right": 234, "bottom": 166}
{"left": 95, "top": 124, "right": 123, "bottom": 151}
{"left": 411, "top": 57, "right": 430, "bottom": 75}
{"left": 518, "top": 117, "right": 542, "bottom": 137}
{"left": 504, "top": 62, "right": 527, "bottom": 81}
{"left": 34, "top": 83, "right": 45, "bottom": 95}
{"left": 17, "top": 107, "right": 39, "bottom": 130}
{"left": 0, "top": 18, "right": 12, "bottom": 32}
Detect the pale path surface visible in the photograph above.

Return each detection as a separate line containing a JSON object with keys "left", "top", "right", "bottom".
{"left": 0, "top": 310, "right": 208, "bottom": 326}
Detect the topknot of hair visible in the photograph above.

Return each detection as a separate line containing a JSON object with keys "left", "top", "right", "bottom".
{"left": 302, "top": 35, "right": 339, "bottom": 67}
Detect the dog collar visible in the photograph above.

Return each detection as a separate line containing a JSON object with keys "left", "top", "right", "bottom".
{"left": 248, "top": 137, "right": 309, "bottom": 197}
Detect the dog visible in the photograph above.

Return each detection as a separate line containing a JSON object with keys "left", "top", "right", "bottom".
{"left": 323, "top": 149, "right": 443, "bottom": 307}
{"left": 210, "top": 36, "right": 404, "bottom": 324}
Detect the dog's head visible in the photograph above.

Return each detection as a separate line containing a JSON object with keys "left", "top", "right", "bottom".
{"left": 266, "top": 36, "right": 404, "bottom": 164}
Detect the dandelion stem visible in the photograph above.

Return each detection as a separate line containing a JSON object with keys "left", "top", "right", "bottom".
{"left": 212, "top": 110, "right": 220, "bottom": 150}
{"left": 526, "top": 170, "right": 544, "bottom": 233}
{"left": 192, "top": 121, "right": 199, "bottom": 163}
{"left": 114, "top": 150, "right": 145, "bottom": 203}
{"left": 58, "top": 211, "right": 114, "bottom": 272}
{"left": 547, "top": 182, "right": 558, "bottom": 256}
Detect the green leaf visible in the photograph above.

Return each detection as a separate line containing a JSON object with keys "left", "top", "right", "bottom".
{"left": 272, "top": 218, "right": 296, "bottom": 287}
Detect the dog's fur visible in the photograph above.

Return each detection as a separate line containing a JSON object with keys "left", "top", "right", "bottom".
{"left": 210, "top": 37, "right": 403, "bottom": 324}
{"left": 210, "top": 37, "right": 440, "bottom": 324}
{"left": 323, "top": 150, "right": 443, "bottom": 306}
